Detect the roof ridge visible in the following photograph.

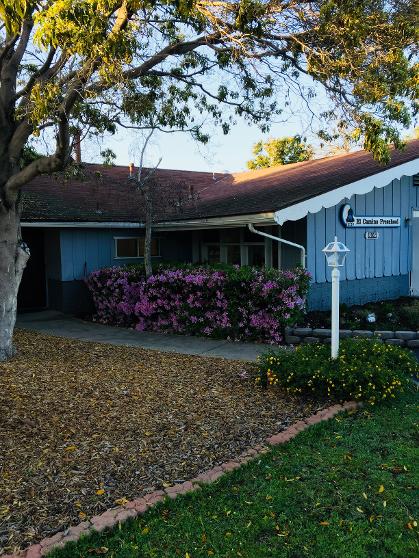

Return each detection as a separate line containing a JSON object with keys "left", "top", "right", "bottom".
{"left": 83, "top": 162, "right": 231, "bottom": 177}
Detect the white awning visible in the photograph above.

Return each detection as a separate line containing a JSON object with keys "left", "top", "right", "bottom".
{"left": 274, "top": 158, "right": 419, "bottom": 225}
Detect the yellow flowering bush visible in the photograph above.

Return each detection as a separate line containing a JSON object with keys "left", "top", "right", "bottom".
{"left": 257, "top": 339, "right": 417, "bottom": 404}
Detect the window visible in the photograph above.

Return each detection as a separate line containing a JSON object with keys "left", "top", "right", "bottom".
{"left": 248, "top": 244, "right": 265, "bottom": 267}
{"left": 115, "top": 238, "right": 138, "bottom": 258}
{"left": 139, "top": 238, "right": 159, "bottom": 257}
{"left": 201, "top": 227, "right": 266, "bottom": 267}
{"left": 206, "top": 245, "right": 220, "bottom": 264}
{"left": 115, "top": 237, "right": 160, "bottom": 259}
{"left": 226, "top": 245, "right": 241, "bottom": 265}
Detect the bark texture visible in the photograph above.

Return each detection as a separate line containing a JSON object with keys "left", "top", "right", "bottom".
{"left": 0, "top": 206, "right": 29, "bottom": 361}
{"left": 143, "top": 180, "right": 153, "bottom": 278}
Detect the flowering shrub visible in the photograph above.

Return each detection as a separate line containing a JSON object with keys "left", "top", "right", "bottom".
{"left": 86, "top": 264, "right": 310, "bottom": 343}
{"left": 85, "top": 266, "right": 144, "bottom": 326}
{"left": 257, "top": 339, "right": 417, "bottom": 404}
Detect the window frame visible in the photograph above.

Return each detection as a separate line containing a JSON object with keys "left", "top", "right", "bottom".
{"left": 114, "top": 236, "right": 160, "bottom": 259}
{"left": 201, "top": 228, "right": 266, "bottom": 266}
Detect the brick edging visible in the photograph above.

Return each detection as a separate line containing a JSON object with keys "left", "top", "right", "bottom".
{"left": 2, "top": 401, "right": 361, "bottom": 558}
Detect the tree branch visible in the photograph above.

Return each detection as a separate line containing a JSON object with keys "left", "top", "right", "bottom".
{"left": 5, "top": 113, "right": 71, "bottom": 199}
{"left": 89, "top": 33, "right": 222, "bottom": 93}
{"left": 14, "top": 47, "right": 58, "bottom": 100}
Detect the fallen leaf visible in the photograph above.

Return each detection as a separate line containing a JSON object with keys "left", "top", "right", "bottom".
{"left": 319, "top": 521, "right": 329, "bottom": 526}
{"left": 378, "top": 485, "right": 385, "bottom": 493}
{"left": 114, "top": 498, "right": 128, "bottom": 506}
{"left": 0, "top": 330, "right": 322, "bottom": 552}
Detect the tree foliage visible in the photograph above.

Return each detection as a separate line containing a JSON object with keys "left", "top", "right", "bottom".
{"left": 0, "top": 0, "right": 417, "bottom": 207}
{"left": 247, "top": 136, "right": 314, "bottom": 169}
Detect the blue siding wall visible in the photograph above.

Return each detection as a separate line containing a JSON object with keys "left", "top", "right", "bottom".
{"left": 59, "top": 228, "right": 192, "bottom": 281}
{"left": 60, "top": 228, "right": 143, "bottom": 281}
{"left": 306, "top": 176, "right": 418, "bottom": 284}
{"left": 308, "top": 274, "right": 410, "bottom": 310}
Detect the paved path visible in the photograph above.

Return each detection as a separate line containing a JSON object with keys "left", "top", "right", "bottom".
{"left": 17, "top": 311, "right": 269, "bottom": 361}
{"left": 16, "top": 311, "right": 419, "bottom": 363}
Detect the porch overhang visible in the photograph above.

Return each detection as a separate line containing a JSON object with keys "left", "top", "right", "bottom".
{"left": 21, "top": 212, "right": 277, "bottom": 231}
{"left": 153, "top": 212, "right": 276, "bottom": 231}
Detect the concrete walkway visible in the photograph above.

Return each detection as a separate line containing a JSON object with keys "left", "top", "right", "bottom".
{"left": 16, "top": 311, "right": 269, "bottom": 361}
{"left": 16, "top": 311, "right": 419, "bottom": 363}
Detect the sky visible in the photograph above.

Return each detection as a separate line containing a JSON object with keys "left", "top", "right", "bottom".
{"left": 81, "top": 116, "right": 315, "bottom": 174}
{"left": 70, "top": 74, "right": 417, "bottom": 175}
{"left": 80, "top": 98, "right": 417, "bottom": 174}
{"left": 80, "top": 81, "right": 333, "bottom": 174}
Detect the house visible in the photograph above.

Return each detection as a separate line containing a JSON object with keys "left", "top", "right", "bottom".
{"left": 19, "top": 140, "right": 419, "bottom": 313}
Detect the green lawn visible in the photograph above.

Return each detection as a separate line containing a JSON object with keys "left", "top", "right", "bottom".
{"left": 51, "top": 392, "right": 418, "bottom": 558}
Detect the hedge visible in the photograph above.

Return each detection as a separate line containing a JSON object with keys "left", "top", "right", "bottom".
{"left": 86, "top": 264, "right": 311, "bottom": 343}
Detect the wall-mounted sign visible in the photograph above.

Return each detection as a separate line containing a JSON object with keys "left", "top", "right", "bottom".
{"left": 340, "top": 204, "right": 400, "bottom": 228}
{"left": 365, "top": 231, "right": 380, "bottom": 240}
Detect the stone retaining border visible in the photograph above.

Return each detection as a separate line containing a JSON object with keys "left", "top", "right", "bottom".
{"left": 2, "top": 401, "right": 361, "bottom": 558}
{"left": 284, "top": 327, "right": 419, "bottom": 348}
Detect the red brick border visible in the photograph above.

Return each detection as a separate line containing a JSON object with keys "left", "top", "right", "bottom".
{"left": 2, "top": 401, "right": 360, "bottom": 558}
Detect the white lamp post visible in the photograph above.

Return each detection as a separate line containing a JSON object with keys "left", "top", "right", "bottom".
{"left": 322, "top": 236, "right": 350, "bottom": 359}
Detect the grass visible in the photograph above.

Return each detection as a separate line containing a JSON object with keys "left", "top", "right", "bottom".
{"left": 50, "top": 392, "right": 418, "bottom": 558}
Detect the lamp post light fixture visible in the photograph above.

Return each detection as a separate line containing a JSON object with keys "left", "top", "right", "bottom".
{"left": 322, "top": 236, "right": 350, "bottom": 359}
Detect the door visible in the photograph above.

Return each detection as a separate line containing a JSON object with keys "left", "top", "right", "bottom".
{"left": 17, "top": 228, "right": 47, "bottom": 310}
{"left": 411, "top": 211, "right": 419, "bottom": 296}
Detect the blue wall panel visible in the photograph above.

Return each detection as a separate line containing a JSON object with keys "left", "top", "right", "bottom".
{"left": 400, "top": 176, "right": 410, "bottom": 274}
{"left": 306, "top": 214, "right": 317, "bottom": 282}
{"left": 306, "top": 176, "right": 416, "bottom": 285}
{"left": 391, "top": 179, "right": 401, "bottom": 275}
{"left": 60, "top": 230, "right": 74, "bottom": 281}
{"left": 383, "top": 182, "right": 393, "bottom": 276}
{"left": 374, "top": 187, "right": 384, "bottom": 277}
{"left": 308, "top": 274, "right": 410, "bottom": 310}
{"left": 314, "top": 208, "right": 326, "bottom": 283}
{"left": 365, "top": 189, "right": 375, "bottom": 278}
{"left": 98, "top": 230, "right": 112, "bottom": 269}
{"left": 59, "top": 228, "right": 193, "bottom": 281}
{"left": 72, "top": 230, "right": 87, "bottom": 280}
{"left": 344, "top": 195, "right": 356, "bottom": 280}
{"left": 355, "top": 192, "right": 366, "bottom": 279}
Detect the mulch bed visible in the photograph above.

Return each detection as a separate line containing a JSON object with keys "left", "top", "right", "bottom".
{"left": 0, "top": 330, "right": 323, "bottom": 555}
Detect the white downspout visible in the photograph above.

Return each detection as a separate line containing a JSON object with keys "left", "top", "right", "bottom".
{"left": 247, "top": 223, "right": 306, "bottom": 268}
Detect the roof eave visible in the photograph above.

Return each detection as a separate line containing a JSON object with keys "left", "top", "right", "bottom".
{"left": 274, "top": 158, "right": 419, "bottom": 225}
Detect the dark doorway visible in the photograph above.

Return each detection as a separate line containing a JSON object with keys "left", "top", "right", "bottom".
{"left": 18, "top": 229, "right": 47, "bottom": 310}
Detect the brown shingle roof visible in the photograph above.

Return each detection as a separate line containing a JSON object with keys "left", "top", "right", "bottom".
{"left": 21, "top": 140, "right": 419, "bottom": 223}
{"left": 21, "top": 166, "right": 227, "bottom": 222}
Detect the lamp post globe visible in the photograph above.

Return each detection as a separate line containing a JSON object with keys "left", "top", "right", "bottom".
{"left": 322, "top": 236, "right": 350, "bottom": 359}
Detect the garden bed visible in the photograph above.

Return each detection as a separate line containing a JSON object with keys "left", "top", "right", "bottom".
{"left": 0, "top": 330, "right": 321, "bottom": 554}
{"left": 301, "top": 297, "right": 419, "bottom": 332}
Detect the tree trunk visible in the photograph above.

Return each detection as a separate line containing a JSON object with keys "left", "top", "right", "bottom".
{"left": 0, "top": 205, "right": 30, "bottom": 361}
{"left": 143, "top": 181, "right": 153, "bottom": 278}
